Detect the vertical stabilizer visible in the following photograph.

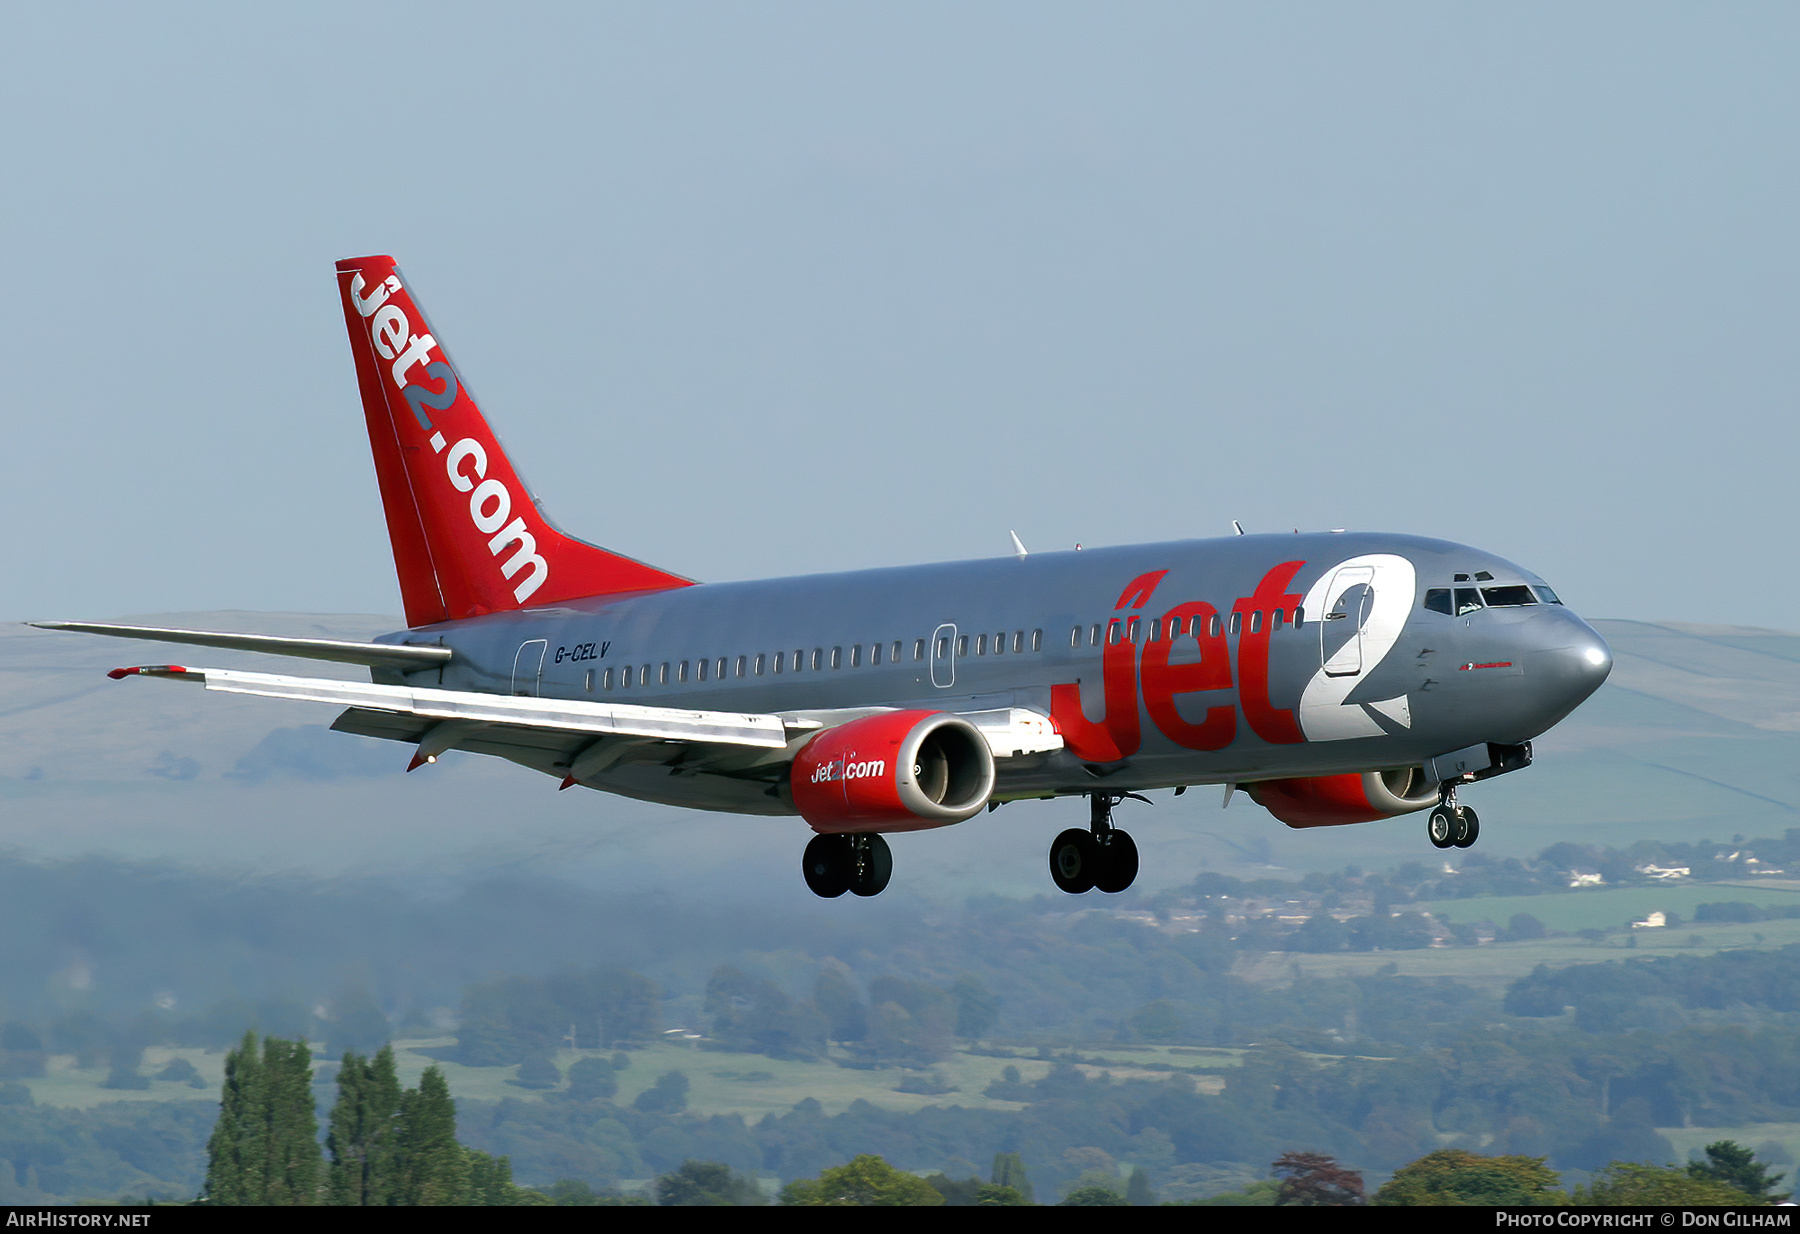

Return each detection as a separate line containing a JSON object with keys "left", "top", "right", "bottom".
{"left": 335, "top": 257, "right": 691, "bottom": 627}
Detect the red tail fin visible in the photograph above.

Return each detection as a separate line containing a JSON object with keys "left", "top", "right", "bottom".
{"left": 335, "top": 256, "right": 691, "bottom": 627}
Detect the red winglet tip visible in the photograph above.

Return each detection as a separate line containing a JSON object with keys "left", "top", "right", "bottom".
{"left": 106, "top": 667, "right": 134, "bottom": 680}
{"left": 406, "top": 753, "right": 428, "bottom": 772}
{"left": 559, "top": 775, "right": 577, "bottom": 791}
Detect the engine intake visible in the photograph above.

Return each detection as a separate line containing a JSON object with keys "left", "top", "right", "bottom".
{"left": 792, "top": 710, "right": 995, "bottom": 833}
{"left": 1245, "top": 767, "right": 1440, "bottom": 829}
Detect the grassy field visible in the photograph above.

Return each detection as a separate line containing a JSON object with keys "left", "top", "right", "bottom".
{"left": 18, "top": 1038, "right": 1226, "bottom": 1116}
{"left": 1425, "top": 881, "right": 1800, "bottom": 933}
{"left": 1237, "top": 911, "right": 1800, "bottom": 992}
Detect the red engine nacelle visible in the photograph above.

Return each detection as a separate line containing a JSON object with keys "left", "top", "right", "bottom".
{"left": 1245, "top": 768, "right": 1440, "bottom": 829}
{"left": 791, "top": 710, "right": 996, "bottom": 834}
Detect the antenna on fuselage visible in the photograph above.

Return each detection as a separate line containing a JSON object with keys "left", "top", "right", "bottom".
{"left": 1230, "top": 520, "right": 1245, "bottom": 536}
{"left": 1008, "top": 530, "right": 1029, "bottom": 559}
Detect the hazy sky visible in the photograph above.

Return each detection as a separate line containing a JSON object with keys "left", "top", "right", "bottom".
{"left": 5, "top": 4, "right": 1795, "bottom": 628}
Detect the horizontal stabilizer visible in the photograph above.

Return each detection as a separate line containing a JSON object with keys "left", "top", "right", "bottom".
{"left": 33, "top": 621, "right": 452, "bottom": 669}
{"left": 105, "top": 664, "right": 789, "bottom": 749}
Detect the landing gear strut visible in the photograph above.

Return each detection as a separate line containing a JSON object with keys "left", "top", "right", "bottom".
{"left": 802, "top": 832, "right": 893, "bottom": 898}
{"left": 1426, "top": 785, "right": 1480, "bottom": 850}
{"left": 1050, "top": 793, "right": 1145, "bottom": 894}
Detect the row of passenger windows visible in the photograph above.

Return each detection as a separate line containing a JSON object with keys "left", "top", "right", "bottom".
{"left": 1423, "top": 584, "right": 1560, "bottom": 616}
{"left": 585, "top": 629, "right": 1047, "bottom": 692}
{"left": 1069, "top": 607, "right": 1303, "bottom": 648}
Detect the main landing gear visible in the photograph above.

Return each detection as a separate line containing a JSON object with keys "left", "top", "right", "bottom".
{"left": 1050, "top": 793, "right": 1144, "bottom": 895}
{"left": 802, "top": 832, "right": 893, "bottom": 898}
{"left": 1426, "top": 785, "right": 1480, "bottom": 850}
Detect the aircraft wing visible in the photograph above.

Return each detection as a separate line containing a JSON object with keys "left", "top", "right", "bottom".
{"left": 105, "top": 664, "right": 790, "bottom": 750}
{"left": 31, "top": 621, "right": 452, "bottom": 670}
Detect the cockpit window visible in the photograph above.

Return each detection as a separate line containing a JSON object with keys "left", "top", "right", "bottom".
{"left": 1454, "top": 588, "right": 1483, "bottom": 616}
{"left": 1535, "top": 585, "right": 1562, "bottom": 605}
{"left": 1481, "top": 585, "right": 1538, "bottom": 607}
{"left": 1424, "top": 589, "right": 1453, "bottom": 615}
{"left": 1474, "top": 570, "right": 1494, "bottom": 582}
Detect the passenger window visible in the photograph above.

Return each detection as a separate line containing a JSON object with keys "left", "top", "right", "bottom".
{"left": 1031, "top": 629, "right": 1042, "bottom": 651}
{"left": 1481, "top": 585, "right": 1538, "bottom": 607}
{"left": 1228, "top": 613, "right": 1241, "bottom": 636}
{"left": 736, "top": 655, "right": 747, "bottom": 678}
{"left": 975, "top": 633, "right": 986, "bottom": 655}
{"left": 696, "top": 659, "right": 707, "bottom": 682}
{"left": 603, "top": 667, "right": 614, "bottom": 690}
{"left": 641, "top": 664, "right": 651, "bottom": 686}
{"left": 994, "top": 631, "right": 1006, "bottom": 655}
{"left": 913, "top": 639, "right": 925, "bottom": 661}
{"left": 584, "top": 669, "right": 595, "bottom": 692}
{"left": 830, "top": 647, "right": 841, "bottom": 669}
{"left": 772, "top": 653, "right": 782, "bottom": 674}
{"left": 1145, "top": 618, "right": 1158, "bottom": 643}
{"left": 1454, "top": 588, "right": 1483, "bottom": 616}
{"left": 717, "top": 658, "right": 727, "bottom": 679}
{"left": 1424, "top": 589, "right": 1453, "bottom": 615}
{"left": 894, "top": 640, "right": 905, "bottom": 663}
{"left": 869, "top": 643, "right": 880, "bottom": 666}
{"left": 661, "top": 663, "right": 671, "bottom": 685}
{"left": 794, "top": 649, "right": 804, "bottom": 671}
{"left": 812, "top": 649, "right": 823, "bottom": 671}
{"left": 936, "top": 637, "right": 948, "bottom": 659}
{"left": 1071, "top": 626, "right": 1081, "bottom": 649}
{"left": 1126, "top": 618, "right": 1139, "bottom": 643}
{"left": 1090, "top": 624, "right": 1101, "bottom": 647}
{"left": 755, "top": 654, "right": 765, "bottom": 676}
{"left": 1250, "top": 611, "right": 1262, "bottom": 634}
{"left": 1208, "top": 615, "right": 1222, "bottom": 638}
{"left": 1107, "top": 622, "right": 1121, "bottom": 645}
{"left": 956, "top": 635, "right": 968, "bottom": 657}
{"left": 623, "top": 665, "right": 634, "bottom": 687}
{"left": 1272, "top": 609, "right": 1285, "bottom": 631}
{"left": 1293, "top": 606, "right": 1304, "bottom": 628}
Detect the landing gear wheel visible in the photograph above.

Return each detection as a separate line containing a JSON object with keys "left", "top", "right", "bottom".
{"left": 850, "top": 834, "right": 893, "bottom": 897}
{"left": 1094, "top": 829, "right": 1139, "bottom": 894}
{"left": 803, "top": 834, "right": 854, "bottom": 898}
{"left": 1050, "top": 828, "right": 1099, "bottom": 894}
{"left": 1427, "top": 806, "right": 1457, "bottom": 850}
{"left": 1452, "top": 806, "right": 1479, "bottom": 849}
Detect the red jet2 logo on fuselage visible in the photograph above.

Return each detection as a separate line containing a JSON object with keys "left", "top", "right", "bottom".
{"left": 347, "top": 273, "right": 550, "bottom": 604}
{"left": 1050, "top": 559, "right": 1415, "bottom": 762}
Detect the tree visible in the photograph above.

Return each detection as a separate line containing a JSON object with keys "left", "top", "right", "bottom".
{"left": 632, "top": 1070, "right": 690, "bottom": 1114}
{"left": 202, "top": 1032, "right": 321, "bottom": 1205}
{"left": 1688, "top": 1140, "right": 1789, "bottom": 1202}
{"left": 564, "top": 1056, "right": 617, "bottom": 1102}
{"left": 1125, "top": 1167, "right": 1157, "bottom": 1206}
{"left": 1574, "top": 1163, "right": 1749, "bottom": 1206}
{"left": 327, "top": 1045, "right": 401, "bottom": 1205}
{"left": 780, "top": 1155, "right": 945, "bottom": 1206}
{"left": 465, "top": 1147, "right": 530, "bottom": 1205}
{"left": 1373, "top": 1150, "right": 1564, "bottom": 1206}
{"left": 395, "top": 1066, "right": 469, "bottom": 1205}
{"left": 656, "top": 1159, "right": 766, "bottom": 1206}
{"left": 991, "top": 1151, "right": 1034, "bottom": 1204}
{"left": 1272, "top": 1152, "right": 1365, "bottom": 1206}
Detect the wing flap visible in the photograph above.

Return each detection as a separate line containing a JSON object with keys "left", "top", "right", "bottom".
{"left": 108, "top": 664, "right": 789, "bottom": 749}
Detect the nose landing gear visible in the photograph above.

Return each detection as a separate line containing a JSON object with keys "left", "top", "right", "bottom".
{"left": 1426, "top": 785, "right": 1480, "bottom": 849}
{"left": 1050, "top": 793, "right": 1146, "bottom": 894}
{"left": 802, "top": 832, "right": 894, "bottom": 898}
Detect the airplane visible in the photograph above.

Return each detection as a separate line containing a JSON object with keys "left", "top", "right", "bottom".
{"left": 36, "top": 256, "right": 1615, "bottom": 900}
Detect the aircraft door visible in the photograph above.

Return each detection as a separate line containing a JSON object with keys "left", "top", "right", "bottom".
{"left": 512, "top": 639, "right": 547, "bottom": 696}
{"left": 930, "top": 623, "right": 957, "bottom": 689}
{"left": 1319, "top": 566, "right": 1375, "bottom": 678}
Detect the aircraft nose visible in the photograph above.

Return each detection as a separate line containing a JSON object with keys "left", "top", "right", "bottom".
{"left": 1529, "top": 611, "right": 1613, "bottom": 715}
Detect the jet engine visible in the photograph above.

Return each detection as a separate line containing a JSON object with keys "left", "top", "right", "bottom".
{"left": 791, "top": 710, "right": 995, "bottom": 833}
{"left": 1244, "top": 768, "right": 1441, "bottom": 829}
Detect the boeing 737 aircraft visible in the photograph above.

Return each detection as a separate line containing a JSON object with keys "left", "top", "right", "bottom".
{"left": 38, "top": 256, "right": 1614, "bottom": 899}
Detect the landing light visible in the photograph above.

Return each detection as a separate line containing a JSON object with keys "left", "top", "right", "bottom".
{"left": 1583, "top": 647, "right": 1607, "bottom": 666}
